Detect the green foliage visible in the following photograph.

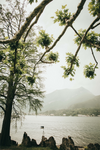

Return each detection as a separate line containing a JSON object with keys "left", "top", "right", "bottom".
{"left": 51, "top": 5, "right": 72, "bottom": 26}
{"left": 27, "top": 76, "right": 36, "bottom": 85}
{"left": 46, "top": 51, "right": 59, "bottom": 62}
{"left": 36, "top": 30, "right": 53, "bottom": 48}
{"left": 28, "top": 0, "right": 38, "bottom": 4}
{"left": 88, "top": 0, "right": 100, "bottom": 16}
{"left": 66, "top": 53, "right": 79, "bottom": 67}
{"left": 0, "top": 145, "right": 52, "bottom": 150}
{"left": 61, "top": 53, "right": 79, "bottom": 79}
{"left": 74, "top": 29, "right": 100, "bottom": 51}
{"left": 84, "top": 63, "right": 96, "bottom": 79}
{"left": 61, "top": 66, "right": 76, "bottom": 78}
{"left": 0, "top": 51, "right": 5, "bottom": 62}
{"left": 9, "top": 42, "right": 23, "bottom": 50}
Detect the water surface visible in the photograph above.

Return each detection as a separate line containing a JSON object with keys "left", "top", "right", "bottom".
{"left": 0, "top": 116, "right": 100, "bottom": 146}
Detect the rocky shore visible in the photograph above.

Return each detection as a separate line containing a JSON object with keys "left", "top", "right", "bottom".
{"left": 15, "top": 132, "right": 100, "bottom": 150}
{"left": 0, "top": 132, "right": 100, "bottom": 150}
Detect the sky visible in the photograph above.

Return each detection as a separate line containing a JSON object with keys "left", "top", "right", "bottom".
{"left": 1, "top": 0, "right": 100, "bottom": 96}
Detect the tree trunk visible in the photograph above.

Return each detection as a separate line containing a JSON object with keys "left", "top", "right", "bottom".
{"left": 0, "top": 98, "right": 13, "bottom": 146}
{"left": 0, "top": 74, "right": 15, "bottom": 146}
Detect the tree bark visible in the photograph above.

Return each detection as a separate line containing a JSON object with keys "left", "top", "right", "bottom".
{"left": 0, "top": 73, "right": 15, "bottom": 146}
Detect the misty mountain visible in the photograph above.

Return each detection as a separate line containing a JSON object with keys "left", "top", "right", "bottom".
{"left": 69, "top": 95, "right": 100, "bottom": 109}
{"left": 41, "top": 87, "right": 95, "bottom": 112}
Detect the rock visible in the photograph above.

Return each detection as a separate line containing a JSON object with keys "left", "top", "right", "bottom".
{"left": 87, "top": 143, "right": 100, "bottom": 150}
{"left": 21, "top": 132, "right": 32, "bottom": 147}
{"left": 11, "top": 140, "right": 18, "bottom": 146}
{"left": 60, "top": 136, "right": 76, "bottom": 150}
{"left": 39, "top": 136, "right": 57, "bottom": 149}
{"left": 68, "top": 136, "right": 74, "bottom": 146}
{"left": 39, "top": 136, "right": 47, "bottom": 147}
{"left": 21, "top": 132, "right": 37, "bottom": 147}
{"left": 47, "top": 136, "right": 57, "bottom": 149}
{"left": 94, "top": 143, "right": 100, "bottom": 149}
{"left": 31, "top": 138, "right": 37, "bottom": 147}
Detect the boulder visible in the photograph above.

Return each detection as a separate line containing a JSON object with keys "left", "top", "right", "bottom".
{"left": 94, "top": 143, "right": 100, "bottom": 149}
{"left": 22, "top": 132, "right": 31, "bottom": 147}
{"left": 11, "top": 140, "right": 18, "bottom": 146}
{"left": 31, "top": 138, "right": 37, "bottom": 147}
{"left": 39, "top": 136, "right": 58, "bottom": 149}
{"left": 21, "top": 132, "right": 38, "bottom": 147}
{"left": 87, "top": 143, "right": 100, "bottom": 150}
{"left": 60, "top": 136, "right": 77, "bottom": 150}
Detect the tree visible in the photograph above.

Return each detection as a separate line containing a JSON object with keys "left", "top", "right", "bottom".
{"left": 0, "top": 0, "right": 100, "bottom": 146}
{"left": 0, "top": 0, "right": 45, "bottom": 146}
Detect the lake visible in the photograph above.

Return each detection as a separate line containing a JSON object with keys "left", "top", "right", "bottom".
{"left": 0, "top": 116, "right": 100, "bottom": 146}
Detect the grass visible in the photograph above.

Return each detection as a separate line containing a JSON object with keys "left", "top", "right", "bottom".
{"left": 0, "top": 146, "right": 52, "bottom": 150}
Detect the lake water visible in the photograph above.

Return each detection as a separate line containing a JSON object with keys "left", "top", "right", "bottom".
{"left": 0, "top": 116, "right": 100, "bottom": 146}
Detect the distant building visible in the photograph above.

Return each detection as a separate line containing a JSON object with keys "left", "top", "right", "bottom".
{"left": 78, "top": 114, "right": 86, "bottom": 117}
{"left": 50, "top": 114, "right": 54, "bottom": 116}
{"left": 63, "top": 114, "right": 66, "bottom": 116}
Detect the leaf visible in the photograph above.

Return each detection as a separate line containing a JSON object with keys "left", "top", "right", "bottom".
{"left": 62, "top": 5, "right": 67, "bottom": 9}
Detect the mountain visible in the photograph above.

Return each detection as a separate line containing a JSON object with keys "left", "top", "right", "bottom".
{"left": 69, "top": 95, "right": 100, "bottom": 109}
{"left": 41, "top": 87, "right": 95, "bottom": 112}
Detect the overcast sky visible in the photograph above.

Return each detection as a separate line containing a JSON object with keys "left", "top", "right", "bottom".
{"left": 1, "top": 0, "right": 100, "bottom": 95}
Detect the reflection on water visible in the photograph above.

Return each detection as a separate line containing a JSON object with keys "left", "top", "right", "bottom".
{"left": 0, "top": 116, "right": 100, "bottom": 146}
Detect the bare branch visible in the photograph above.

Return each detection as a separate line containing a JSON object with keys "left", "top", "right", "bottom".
{"left": 91, "top": 22, "right": 100, "bottom": 29}
{"left": 24, "top": 8, "right": 44, "bottom": 42}
{"left": 0, "top": 0, "right": 53, "bottom": 44}
{"left": 0, "top": 94, "right": 7, "bottom": 99}
{"left": 0, "top": 105, "right": 6, "bottom": 113}
{"left": 90, "top": 46, "right": 98, "bottom": 71}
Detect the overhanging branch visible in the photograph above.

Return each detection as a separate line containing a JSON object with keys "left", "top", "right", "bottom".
{"left": 68, "top": 16, "right": 100, "bottom": 73}
{"left": 0, "top": 0, "right": 53, "bottom": 44}
{"left": 33, "top": 0, "right": 87, "bottom": 72}
{"left": 71, "top": 25, "right": 100, "bottom": 49}
{"left": 24, "top": 8, "right": 44, "bottom": 42}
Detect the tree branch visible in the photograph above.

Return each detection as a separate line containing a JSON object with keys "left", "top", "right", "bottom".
{"left": 71, "top": 25, "right": 100, "bottom": 49}
{"left": 0, "top": 105, "right": 6, "bottom": 113}
{"left": 41, "top": 60, "right": 54, "bottom": 64}
{"left": 68, "top": 16, "right": 100, "bottom": 72}
{"left": 0, "top": 94, "right": 7, "bottom": 99}
{"left": 24, "top": 8, "right": 44, "bottom": 42}
{"left": 33, "top": 0, "right": 87, "bottom": 72}
{"left": 0, "top": 76, "right": 8, "bottom": 82}
{"left": 0, "top": 0, "right": 53, "bottom": 44}
{"left": 90, "top": 46, "right": 98, "bottom": 71}
{"left": 91, "top": 22, "right": 100, "bottom": 29}
{"left": 48, "top": 0, "right": 87, "bottom": 52}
